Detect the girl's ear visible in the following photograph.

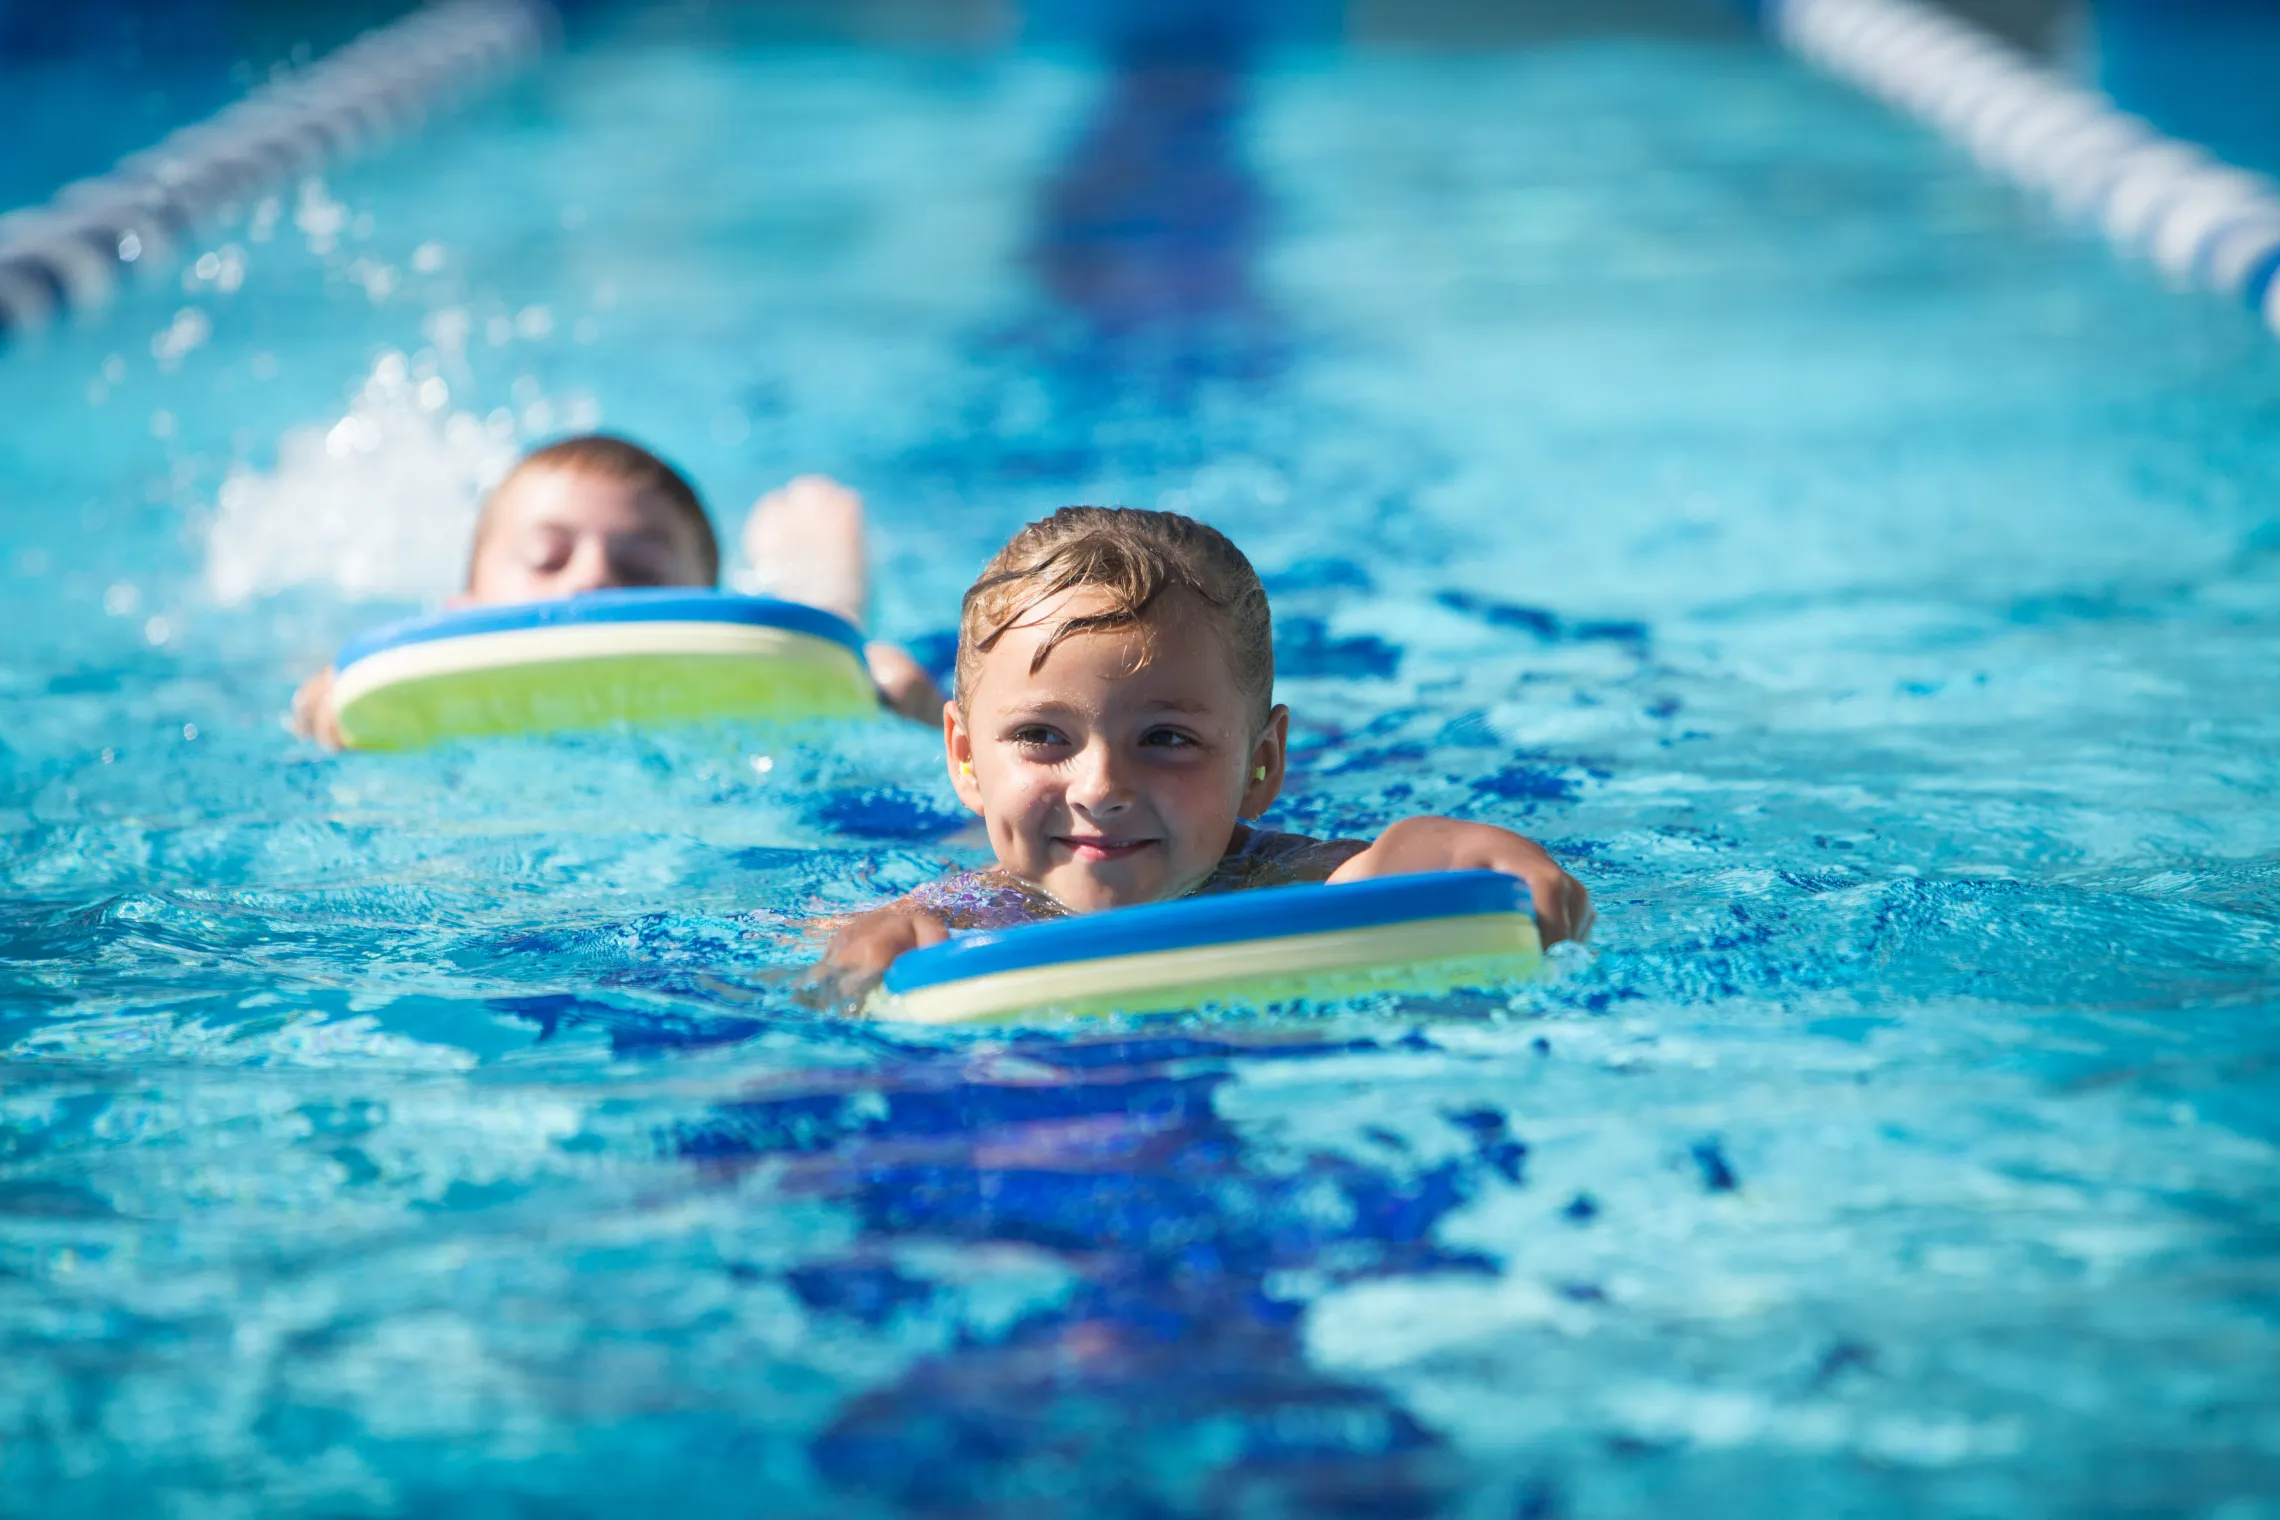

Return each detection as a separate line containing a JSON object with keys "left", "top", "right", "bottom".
{"left": 1238, "top": 704, "right": 1290, "bottom": 821}
{"left": 944, "top": 702, "right": 984, "bottom": 814}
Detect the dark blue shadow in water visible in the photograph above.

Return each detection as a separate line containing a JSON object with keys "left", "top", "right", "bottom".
{"left": 909, "top": 0, "right": 1335, "bottom": 495}
{"left": 1020, "top": 46, "right": 1277, "bottom": 390}
{"left": 670, "top": 1030, "right": 1539, "bottom": 1510}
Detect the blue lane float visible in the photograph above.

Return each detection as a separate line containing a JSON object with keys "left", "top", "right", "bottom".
{"left": 0, "top": 0, "right": 555, "bottom": 343}
{"left": 330, "top": 589, "right": 877, "bottom": 749}
{"left": 1763, "top": 0, "right": 2280, "bottom": 337}
{"left": 870, "top": 870, "right": 1545, "bottom": 1025}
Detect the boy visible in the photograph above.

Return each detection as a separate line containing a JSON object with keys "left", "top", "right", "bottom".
{"left": 822, "top": 506, "right": 1592, "bottom": 997}
{"left": 291, "top": 433, "right": 943, "bottom": 744}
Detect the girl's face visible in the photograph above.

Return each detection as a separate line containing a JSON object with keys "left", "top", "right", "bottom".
{"left": 946, "top": 587, "right": 1287, "bottom": 913}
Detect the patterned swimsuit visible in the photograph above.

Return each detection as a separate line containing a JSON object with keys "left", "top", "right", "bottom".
{"left": 904, "top": 827, "right": 1368, "bottom": 930}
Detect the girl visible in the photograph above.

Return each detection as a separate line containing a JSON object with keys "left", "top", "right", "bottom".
{"left": 822, "top": 507, "right": 1591, "bottom": 996}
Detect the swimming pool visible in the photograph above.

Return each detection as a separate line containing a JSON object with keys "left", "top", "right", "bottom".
{"left": 4, "top": 3, "right": 2278, "bottom": 1514}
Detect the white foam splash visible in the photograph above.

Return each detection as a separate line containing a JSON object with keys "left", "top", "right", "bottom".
{"left": 204, "top": 348, "right": 585, "bottom": 606}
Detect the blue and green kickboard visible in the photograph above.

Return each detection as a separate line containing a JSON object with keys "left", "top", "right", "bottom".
{"left": 330, "top": 588, "right": 878, "bottom": 749}
{"left": 870, "top": 870, "right": 1544, "bottom": 1025}
{"left": 331, "top": 596, "right": 1540, "bottom": 1022}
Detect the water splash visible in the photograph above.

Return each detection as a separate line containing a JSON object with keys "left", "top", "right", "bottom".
{"left": 202, "top": 347, "right": 596, "bottom": 606}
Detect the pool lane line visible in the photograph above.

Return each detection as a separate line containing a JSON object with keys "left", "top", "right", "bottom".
{"left": 1759, "top": 0, "right": 2280, "bottom": 340}
{"left": 0, "top": 0, "right": 558, "bottom": 347}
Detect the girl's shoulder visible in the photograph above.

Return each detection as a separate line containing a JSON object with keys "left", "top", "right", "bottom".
{"left": 1204, "top": 826, "right": 1369, "bottom": 893}
{"left": 905, "top": 867, "right": 1068, "bottom": 931}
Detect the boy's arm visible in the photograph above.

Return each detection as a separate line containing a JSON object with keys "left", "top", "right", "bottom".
{"left": 1327, "top": 816, "right": 1593, "bottom": 946}
{"left": 738, "top": 474, "right": 946, "bottom": 727}
{"left": 862, "top": 642, "right": 949, "bottom": 725}
{"left": 291, "top": 666, "right": 345, "bottom": 749}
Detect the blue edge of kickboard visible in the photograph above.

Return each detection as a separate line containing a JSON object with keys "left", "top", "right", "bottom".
{"left": 882, "top": 869, "right": 1536, "bottom": 995}
{"left": 334, "top": 588, "right": 869, "bottom": 673}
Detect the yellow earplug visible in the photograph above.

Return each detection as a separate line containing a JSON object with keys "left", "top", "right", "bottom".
{"left": 1254, "top": 765, "right": 1268, "bottom": 781}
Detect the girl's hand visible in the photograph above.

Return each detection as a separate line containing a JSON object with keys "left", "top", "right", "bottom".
{"left": 1329, "top": 816, "right": 1594, "bottom": 945}
{"left": 819, "top": 905, "right": 951, "bottom": 1007}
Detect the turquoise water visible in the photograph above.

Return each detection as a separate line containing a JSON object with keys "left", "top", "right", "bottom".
{"left": 5, "top": 14, "right": 2280, "bottom": 1516}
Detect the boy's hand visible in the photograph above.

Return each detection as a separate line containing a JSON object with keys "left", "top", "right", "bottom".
{"left": 291, "top": 666, "right": 345, "bottom": 750}
{"left": 740, "top": 474, "right": 868, "bottom": 630}
{"left": 818, "top": 905, "right": 951, "bottom": 1007}
{"left": 1329, "top": 816, "right": 1593, "bottom": 946}
{"left": 863, "top": 641, "right": 950, "bottom": 726}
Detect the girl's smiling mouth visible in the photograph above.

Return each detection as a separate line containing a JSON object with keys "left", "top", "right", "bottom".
{"left": 1055, "top": 835, "right": 1159, "bottom": 862}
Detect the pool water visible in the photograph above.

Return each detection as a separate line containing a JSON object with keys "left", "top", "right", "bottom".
{"left": 4, "top": 8, "right": 2279, "bottom": 1516}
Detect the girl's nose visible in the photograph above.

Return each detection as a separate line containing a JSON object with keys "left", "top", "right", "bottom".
{"left": 1064, "top": 739, "right": 1132, "bottom": 814}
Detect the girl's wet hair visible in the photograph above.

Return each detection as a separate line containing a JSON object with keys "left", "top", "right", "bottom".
{"left": 470, "top": 433, "right": 719, "bottom": 585}
{"left": 958, "top": 507, "right": 1274, "bottom": 723}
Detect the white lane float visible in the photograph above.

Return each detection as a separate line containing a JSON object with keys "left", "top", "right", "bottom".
{"left": 1768, "top": 0, "right": 2280, "bottom": 335}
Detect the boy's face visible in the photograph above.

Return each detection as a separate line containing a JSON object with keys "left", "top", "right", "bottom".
{"left": 462, "top": 464, "right": 711, "bottom": 605}
{"left": 946, "top": 586, "right": 1287, "bottom": 913}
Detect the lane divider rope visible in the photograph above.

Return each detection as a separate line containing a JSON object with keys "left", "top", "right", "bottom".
{"left": 1763, "top": 0, "right": 2280, "bottom": 339}
{"left": 0, "top": 0, "right": 557, "bottom": 344}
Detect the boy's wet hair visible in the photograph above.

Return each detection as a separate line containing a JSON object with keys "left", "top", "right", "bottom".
{"left": 959, "top": 506, "right": 1274, "bottom": 723}
{"left": 469, "top": 433, "right": 718, "bottom": 585}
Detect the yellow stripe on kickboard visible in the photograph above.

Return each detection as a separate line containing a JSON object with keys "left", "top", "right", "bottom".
{"left": 333, "top": 622, "right": 878, "bottom": 749}
{"left": 868, "top": 911, "right": 1544, "bottom": 1025}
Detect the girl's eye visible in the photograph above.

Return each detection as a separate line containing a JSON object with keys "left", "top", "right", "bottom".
{"left": 1010, "top": 725, "right": 1066, "bottom": 749}
{"left": 1140, "top": 727, "right": 1199, "bottom": 749}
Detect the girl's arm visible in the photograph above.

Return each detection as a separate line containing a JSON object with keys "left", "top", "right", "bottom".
{"left": 1327, "top": 816, "right": 1593, "bottom": 945}
{"left": 818, "top": 901, "right": 951, "bottom": 1002}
